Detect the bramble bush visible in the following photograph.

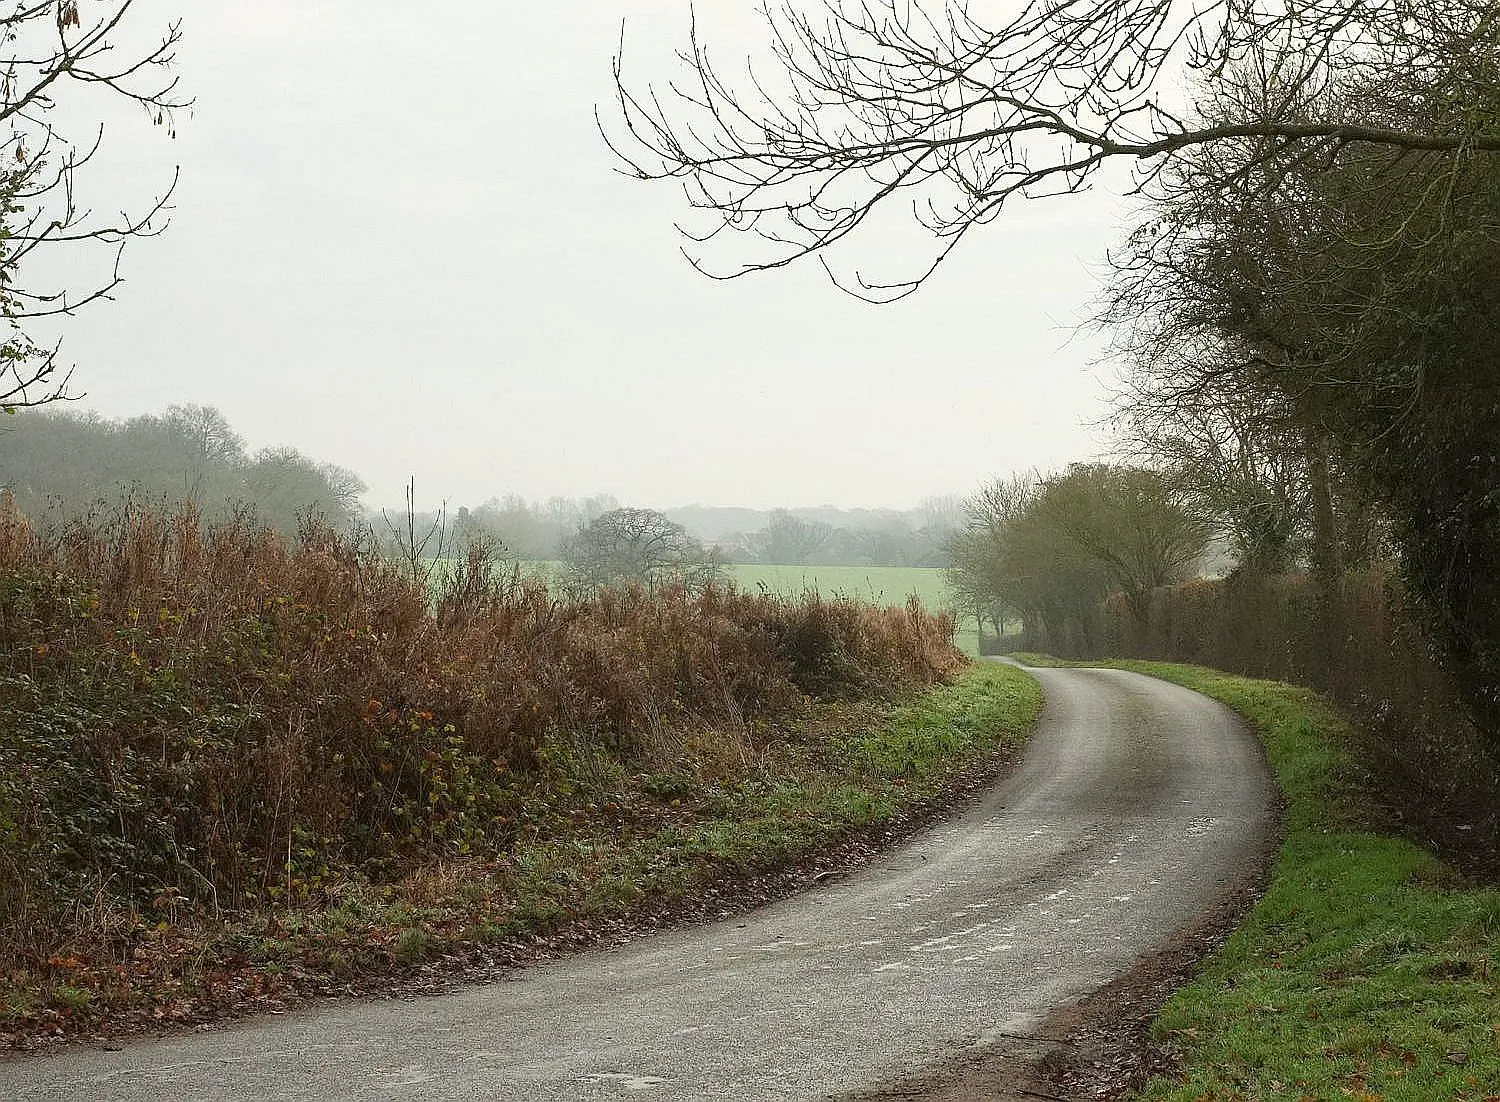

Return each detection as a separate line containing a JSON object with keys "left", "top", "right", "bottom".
{"left": 0, "top": 500, "right": 961, "bottom": 969}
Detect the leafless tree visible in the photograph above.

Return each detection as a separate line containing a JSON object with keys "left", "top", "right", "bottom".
{"left": 562, "top": 507, "right": 725, "bottom": 597}
{"left": 603, "top": 0, "right": 1500, "bottom": 300}
{"left": 1029, "top": 462, "right": 1213, "bottom": 617}
{"left": 382, "top": 477, "right": 447, "bottom": 587}
{"left": 0, "top": 0, "right": 187, "bottom": 408}
{"left": 1108, "top": 344, "right": 1315, "bottom": 577}
{"left": 946, "top": 472, "right": 1037, "bottom": 641}
{"left": 749, "top": 508, "right": 831, "bottom": 564}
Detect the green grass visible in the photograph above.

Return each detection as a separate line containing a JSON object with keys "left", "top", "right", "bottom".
{"left": 1105, "top": 662, "right": 1500, "bottom": 1102}
{"left": 1007, "top": 651, "right": 1078, "bottom": 667}
{"left": 848, "top": 661, "right": 1041, "bottom": 782}
{"left": 499, "top": 660, "right": 1042, "bottom": 916}
{"left": 724, "top": 563, "right": 950, "bottom": 604}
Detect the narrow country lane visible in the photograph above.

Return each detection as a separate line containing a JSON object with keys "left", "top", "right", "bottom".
{"left": 0, "top": 665, "right": 1277, "bottom": 1101}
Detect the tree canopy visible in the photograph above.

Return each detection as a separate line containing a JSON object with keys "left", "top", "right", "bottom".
{"left": 0, "top": 405, "right": 365, "bottom": 534}
{"left": 948, "top": 464, "right": 1209, "bottom": 652}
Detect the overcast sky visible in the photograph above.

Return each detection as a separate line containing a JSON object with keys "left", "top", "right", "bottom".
{"left": 43, "top": 1, "right": 1132, "bottom": 511}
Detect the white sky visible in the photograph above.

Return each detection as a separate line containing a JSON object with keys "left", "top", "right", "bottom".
{"left": 42, "top": 1, "right": 1131, "bottom": 511}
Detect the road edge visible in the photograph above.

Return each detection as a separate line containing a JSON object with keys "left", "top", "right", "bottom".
{"left": 840, "top": 662, "right": 1284, "bottom": 1102}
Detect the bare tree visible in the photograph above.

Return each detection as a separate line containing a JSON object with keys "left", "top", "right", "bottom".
{"left": 159, "top": 403, "right": 245, "bottom": 500}
{"left": 562, "top": 507, "right": 725, "bottom": 597}
{"left": 603, "top": 0, "right": 1499, "bottom": 299}
{"left": 946, "top": 473, "right": 1037, "bottom": 644}
{"left": 946, "top": 469, "right": 1197, "bottom": 653}
{"left": 381, "top": 477, "right": 446, "bottom": 586}
{"left": 0, "top": 1, "right": 187, "bottom": 409}
{"left": 750, "top": 508, "right": 831, "bottom": 564}
{"left": 1109, "top": 354, "right": 1314, "bottom": 577}
{"left": 1030, "top": 463, "right": 1212, "bottom": 618}
{"left": 982, "top": 470, "right": 1115, "bottom": 654}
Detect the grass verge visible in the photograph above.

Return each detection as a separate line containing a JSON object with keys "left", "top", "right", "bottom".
{"left": 1103, "top": 662, "right": 1500, "bottom": 1102}
{"left": 1, "top": 661, "right": 1041, "bottom": 1047}
{"left": 1006, "top": 651, "right": 1083, "bottom": 668}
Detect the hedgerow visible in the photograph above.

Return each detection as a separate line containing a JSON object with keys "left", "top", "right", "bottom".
{"left": 0, "top": 500, "right": 961, "bottom": 976}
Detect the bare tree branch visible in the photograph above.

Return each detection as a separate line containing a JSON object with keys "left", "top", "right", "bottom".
{"left": 603, "top": 0, "right": 1500, "bottom": 300}
{"left": 0, "top": 0, "right": 187, "bottom": 408}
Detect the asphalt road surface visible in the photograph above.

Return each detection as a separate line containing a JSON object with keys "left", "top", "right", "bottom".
{"left": 1, "top": 664, "right": 1277, "bottom": 1101}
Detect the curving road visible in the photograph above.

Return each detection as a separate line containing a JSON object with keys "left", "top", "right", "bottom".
{"left": 0, "top": 664, "right": 1277, "bottom": 1101}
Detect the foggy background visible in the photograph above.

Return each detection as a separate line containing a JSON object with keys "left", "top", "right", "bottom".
{"left": 29, "top": 1, "right": 1126, "bottom": 510}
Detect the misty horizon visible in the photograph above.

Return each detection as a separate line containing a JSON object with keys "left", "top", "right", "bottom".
{"left": 25, "top": 1, "right": 1120, "bottom": 511}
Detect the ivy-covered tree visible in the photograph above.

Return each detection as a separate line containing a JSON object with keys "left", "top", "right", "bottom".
{"left": 1103, "top": 35, "right": 1500, "bottom": 733}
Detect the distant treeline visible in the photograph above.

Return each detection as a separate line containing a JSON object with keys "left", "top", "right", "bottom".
{"left": 434, "top": 498, "right": 963, "bottom": 567}
{"left": 0, "top": 405, "right": 365, "bottom": 534}
{"left": 1, "top": 405, "right": 962, "bottom": 568}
